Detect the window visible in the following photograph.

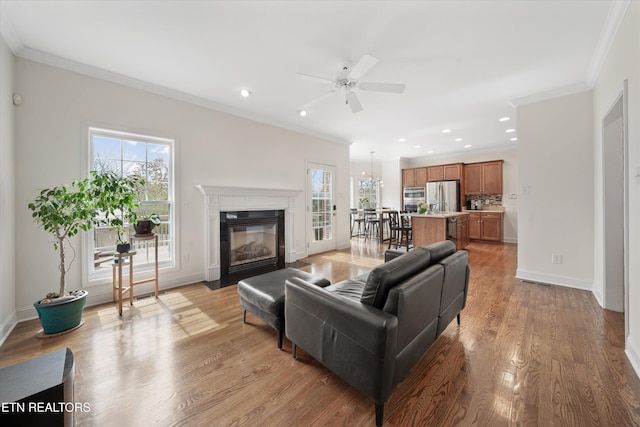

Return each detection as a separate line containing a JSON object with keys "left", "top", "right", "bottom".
{"left": 357, "top": 178, "right": 379, "bottom": 209}
{"left": 88, "top": 127, "right": 175, "bottom": 280}
{"left": 310, "top": 168, "right": 333, "bottom": 241}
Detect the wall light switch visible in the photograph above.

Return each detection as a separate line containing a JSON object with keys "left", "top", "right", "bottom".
{"left": 552, "top": 254, "right": 563, "bottom": 264}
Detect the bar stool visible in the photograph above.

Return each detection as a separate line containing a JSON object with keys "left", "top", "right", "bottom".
{"left": 363, "top": 208, "right": 380, "bottom": 241}
{"left": 350, "top": 208, "right": 365, "bottom": 238}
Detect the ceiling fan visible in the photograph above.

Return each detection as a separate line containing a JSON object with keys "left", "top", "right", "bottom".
{"left": 297, "top": 54, "right": 406, "bottom": 113}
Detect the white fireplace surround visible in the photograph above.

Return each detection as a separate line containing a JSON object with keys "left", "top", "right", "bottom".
{"left": 197, "top": 185, "right": 302, "bottom": 281}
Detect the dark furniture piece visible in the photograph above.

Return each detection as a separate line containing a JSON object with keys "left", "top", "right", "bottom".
{"left": 350, "top": 208, "right": 365, "bottom": 237}
{"left": 363, "top": 208, "right": 380, "bottom": 241}
{"left": 387, "top": 210, "right": 412, "bottom": 250}
{"left": 0, "top": 347, "right": 75, "bottom": 426}
{"left": 237, "top": 267, "right": 330, "bottom": 348}
{"left": 285, "top": 241, "right": 470, "bottom": 426}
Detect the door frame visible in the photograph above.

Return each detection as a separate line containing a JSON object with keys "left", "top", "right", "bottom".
{"left": 601, "top": 80, "right": 629, "bottom": 338}
{"left": 306, "top": 162, "right": 337, "bottom": 255}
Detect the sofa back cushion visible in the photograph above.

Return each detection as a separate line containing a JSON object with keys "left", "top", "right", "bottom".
{"left": 361, "top": 246, "right": 431, "bottom": 309}
{"left": 426, "top": 240, "right": 456, "bottom": 263}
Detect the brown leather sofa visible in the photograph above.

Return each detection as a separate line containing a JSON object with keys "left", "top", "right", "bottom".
{"left": 284, "top": 240, "right": 470, "bottom": 426}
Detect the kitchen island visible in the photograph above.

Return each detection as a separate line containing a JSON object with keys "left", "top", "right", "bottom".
{"left": 411, "top": 212, "right": 470, "bottom": 250}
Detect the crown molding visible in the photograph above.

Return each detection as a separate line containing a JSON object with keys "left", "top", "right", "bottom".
{"left": 15, "top": 46, "right": 352, "bottom": 147}
{"left": 586, "top": 0, "right": 631, "bottom": 86}
{"left": 509, "top": 82, "right": 591, "bottom": 108}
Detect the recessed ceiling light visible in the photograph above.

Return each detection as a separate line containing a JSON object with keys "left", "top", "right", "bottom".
{"left": 454, "top": 138, "right": 463, "bottom": 142}
{"left": 464, "top": 144, "right": 472, "bottom": 148}
{"left": 510, "top": 137, "right": 518, "bottom": 141}
{"left": 415, "top": 145, "right": 421, "bottom": 148}
{"left": 442, "top": 129, "right": 451, "bottom": 134}
{"left": 240, "top": 89, "right": 251, "bottom": 97}
{"left": 427, "top": 150, "right": 434, "bottom": 154}
{"left": 398, "top": 138, "right": 406, "bottom": 142}
{"left": 499, "top": 117, "right": 511, "bottom": 122}
{"left": 505, "top": 128, "right": 516, "bottom": 133}
{"left": 299, "top": 110, "right": 308, "bottom": 117}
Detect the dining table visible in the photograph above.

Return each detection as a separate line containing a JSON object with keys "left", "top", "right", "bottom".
{"left": 357, "top": 209, "right": 396, "bottom": 242}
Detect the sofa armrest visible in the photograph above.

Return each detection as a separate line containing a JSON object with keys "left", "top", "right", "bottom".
{"left": 384, "top": 248, "right": 408, "bottom": 262}
{"left": 285, "top": 277, "right": 398, "bottom": 404}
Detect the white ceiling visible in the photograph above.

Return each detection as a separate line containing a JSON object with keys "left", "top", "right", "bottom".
{"left": 1, "top": 1, "right": 620, "bottom": 161}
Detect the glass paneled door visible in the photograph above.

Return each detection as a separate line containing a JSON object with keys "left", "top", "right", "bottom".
{"left": 307, "top": 163, "right": 336, "bottom": 255}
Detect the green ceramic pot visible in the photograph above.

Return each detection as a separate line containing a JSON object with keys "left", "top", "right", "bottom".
{"left": 34, "top": 290, "right": 88, "bottom": 334}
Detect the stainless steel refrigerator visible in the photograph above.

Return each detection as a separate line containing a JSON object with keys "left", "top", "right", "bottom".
{"left": 426, "top": 181, "right": 460, "bottom": 212}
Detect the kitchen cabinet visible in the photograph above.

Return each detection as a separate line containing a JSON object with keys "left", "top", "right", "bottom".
{"left": 402, "top": 167, "right": 427, "bottom": 187}
{"left": 469, "top": 212, "right": 502, "bottom": 242}
{"left": 427, "top": 163, "right": 462, "bottom": 181}
{"left": 464, "top": 160, "right": 503, "bottom": 194}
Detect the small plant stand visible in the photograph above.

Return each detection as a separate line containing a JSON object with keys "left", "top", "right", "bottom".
{"left": 112, "top": 235, "right": 159, "bottom": 315}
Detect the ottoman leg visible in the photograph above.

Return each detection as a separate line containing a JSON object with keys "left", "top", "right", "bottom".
{"left": 243, "top": 310, "right": 247, "bottom": 323}
{"left": 278, "top": 328, "right": 283, "bottom": 349}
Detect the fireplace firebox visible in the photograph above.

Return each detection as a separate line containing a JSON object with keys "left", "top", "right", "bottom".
{"left": 220, "top": 210, "right": 285, "bottom": 286}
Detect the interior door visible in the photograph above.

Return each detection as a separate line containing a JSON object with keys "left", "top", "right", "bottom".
{"left": 307, "top": 163, "right": 336, "bottom": 255}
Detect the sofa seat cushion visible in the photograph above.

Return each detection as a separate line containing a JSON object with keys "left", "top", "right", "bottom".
{"left": 324, "top": 279, "right": 367, "bottom": 302}
{"left": 360, "top": 246, "right": 432, "bottom": 309}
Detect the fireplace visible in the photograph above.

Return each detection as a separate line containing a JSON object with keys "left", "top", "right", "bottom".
{"left": 197, "top": 185, "right": 302, "bottom": 283}
{"left": 220, "top": 210, "right": 285, "bottom": 285}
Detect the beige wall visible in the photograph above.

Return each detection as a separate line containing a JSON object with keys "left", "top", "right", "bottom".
{"left": 13, "top": 58, "right": 351, "bottom": 321}
{"left": 517, "top": 90, "right": 594, "bottom": 289}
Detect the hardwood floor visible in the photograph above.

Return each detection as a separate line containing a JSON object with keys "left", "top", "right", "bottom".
{"left": 2, "top": 241, "right": 639, "bottom": 426}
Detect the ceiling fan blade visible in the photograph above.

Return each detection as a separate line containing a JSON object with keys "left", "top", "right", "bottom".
{"left": 296, "top": 73, "right": 335, "bottom": 85}
{"left": 347, "top": 92, "right": 363, "bottom": 113}
{"left": 358, "top": 82, "right": 406, "bottom": 94}
{"left": 301, "top": 90, "right": 337, "bottom": 108}
{"left": 347, "top": 54, "right": 379, "bottom": 80}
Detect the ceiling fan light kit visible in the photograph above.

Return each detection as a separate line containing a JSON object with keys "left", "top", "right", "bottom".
{"left": 297, "top": 54, "right": 406, "bottom": 113}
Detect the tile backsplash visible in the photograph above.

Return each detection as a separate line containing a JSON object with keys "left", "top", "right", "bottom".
{"left": 466, "top": 194, "right": 502, "bottom": 207}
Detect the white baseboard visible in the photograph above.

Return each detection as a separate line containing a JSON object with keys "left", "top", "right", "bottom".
{"left": 0, "top": 311, "right": 17, "bottom": 347}
{"left": 592, "top": 288, "right": 604, "bottom": 307}
{"left": 515, "top": 269, "right": 592, "bottom": 291}
{"left": 15, "top": 274, "right": 206, "bottom": 324}
{"left": 503, "top": 237, "right": 518, "bottom": 244}
{"left": 626, "top": 335, "right": 640, "bottom": 380}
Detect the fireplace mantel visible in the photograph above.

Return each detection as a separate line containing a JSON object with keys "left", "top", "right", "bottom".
{"left": 197, "top": 185, "right": 302, "bottom": 281}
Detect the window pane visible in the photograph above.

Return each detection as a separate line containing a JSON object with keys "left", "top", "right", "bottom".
{"left": 148, "top": 143, "right": 169, "bottom": 162}
{"left": 94, "top": 136, "right": 121, "bottom": 159}
{"left": 94, "top": 158, "right": 120, "bottom": 174}
{"left": 123, "top": 140, "right": 146, "bottom": 162}
{"left": 123, "top": 161, "right": 144, "bottom": 178}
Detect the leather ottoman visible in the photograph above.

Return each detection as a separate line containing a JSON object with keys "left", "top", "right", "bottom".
{"left": 237, "top": 267, "right": 330, "bottom": 348}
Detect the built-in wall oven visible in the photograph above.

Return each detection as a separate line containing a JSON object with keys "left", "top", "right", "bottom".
{"left": 403, "top": 186, "right": 425, "bottom": 212}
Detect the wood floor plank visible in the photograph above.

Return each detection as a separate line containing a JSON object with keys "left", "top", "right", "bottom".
{"left": 1, "top": 240, "right": 639, "bottom": 426}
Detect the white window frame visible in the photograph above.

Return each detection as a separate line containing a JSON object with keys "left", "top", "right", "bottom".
{"left": 83, "top": 126, "right": 177, "bottom": 286}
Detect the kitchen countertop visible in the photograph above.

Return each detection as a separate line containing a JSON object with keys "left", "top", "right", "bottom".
{"left": 462, "top": 207, "right": 505, "bottom": 213}
{"left": 411, "top": 212, "right": 470, "bottom": 218}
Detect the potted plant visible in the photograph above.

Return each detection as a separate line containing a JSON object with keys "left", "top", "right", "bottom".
{"left": 28, "top": 171, "right": 143, "bottom": 334}
{"left": 133, "top": 211, "right": 161, "bottom": 236}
